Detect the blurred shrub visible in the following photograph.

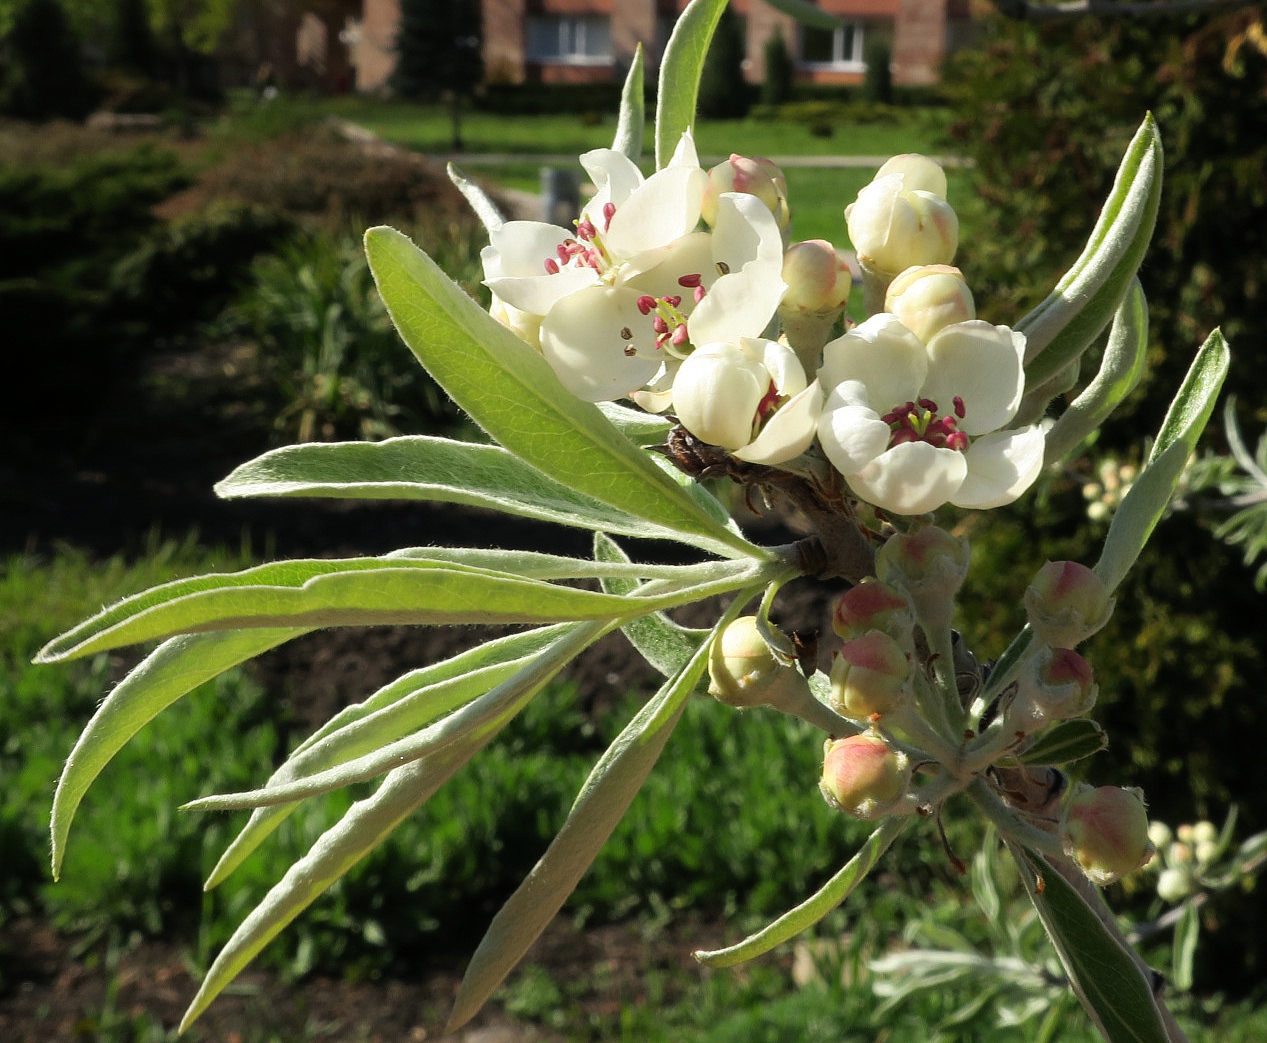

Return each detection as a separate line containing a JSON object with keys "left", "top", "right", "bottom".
{"left": 761, "top": 32, "right": 795, "bottom": 107}
{"left": 223, "top": 231, "right": 460, "bottom": 442}
{"left": 475, "top": 82, "right": 624, "bottom": 116}
{"left": 698, "top": 3, "right": 753, "bottom": 120}
{"left": 0, "top": 0, "right": 96, "bottom": 120}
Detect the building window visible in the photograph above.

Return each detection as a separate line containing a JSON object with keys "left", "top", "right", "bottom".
{"left": 799, "top": 22, "right": 864, "bottom": 70}
{"left": 526, "top": 15, "right": 613, "bottom": 65}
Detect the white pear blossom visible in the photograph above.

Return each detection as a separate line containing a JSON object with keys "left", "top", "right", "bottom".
{"left": 817, "top": 314, "right": 1045, "bottom": 515}
{"left": 845, "top": 155, "right": 958, "bottom": 277}
{"left": 673, "top": 337, "right": 822, "bottom": 465}
{"left": 480, "top": 133, "right": 786, "bottom": 403}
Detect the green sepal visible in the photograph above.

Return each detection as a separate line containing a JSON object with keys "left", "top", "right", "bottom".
{"left": 364, "top": 225, "right": 757, "bottom": 559}
{"left": 1017, "top": 719, "right": 1108, "bottom": 767}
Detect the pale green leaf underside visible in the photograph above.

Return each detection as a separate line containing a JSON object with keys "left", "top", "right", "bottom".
{"left": 612, "top": 43, "right": 645, "bottom": 161}
{"left": 181, "top": 620, "right": 607, "bottom": 1032}
{"left": 203, "top": 626, "right": 573, "bottom": 888}
{"left": 1096, "top": 329, "right": 1229, "bottom": 592}
{"left": 39, "top": 554, "right": 765, "bottom": 663}
{"left": 694, "top": 815, "right": 911, "bottom": 968}
{"left": 655, "top": 0, "right": 728, "bottom": 168}
{"left": 447, "top": 604, "right": 731, "bottom": 1032}
{"left": 215, "top": 435, "right": 699, "bottom": 546}
{"left": 1014, "top": 847, "right": 1170, "bottom": 1043}
{"left": 447, "top": 162, "right": 505, "bottom": 233}
{"left": 50, "top": 628, "right": 307, "bottom": 878}
{"left": 1020, "top": 115, "right": 1162, "bottom": 387}
{"left": 364, "top": 225, "right": 754, "bottom": 559}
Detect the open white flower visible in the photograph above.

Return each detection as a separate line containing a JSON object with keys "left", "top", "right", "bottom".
{"left": 673, "top": 337, "right": 822, "bottom": 465}
{"left": 480, "top": 133, "right": 786, "bottom": 402}
{"left": 817, "top": 314, "right": 1045, "bottom": 515}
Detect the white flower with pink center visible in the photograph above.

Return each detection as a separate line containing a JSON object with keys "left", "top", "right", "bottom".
{"left": 480, "top": 132, "right": 786, "bottom": 402}
{"left": 816, "top": 314, "right": 1046, "bottom": 515}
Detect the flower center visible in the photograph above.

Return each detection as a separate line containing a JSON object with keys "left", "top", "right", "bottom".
{"left": 881, "top": 396, "right": 969, "bottom": 452}
{"left": 543, "top": 202, "right": 619, "bottom": 276}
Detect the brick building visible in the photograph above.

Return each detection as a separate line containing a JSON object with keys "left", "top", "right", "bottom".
{"left": 347, "top": 0, "right": 974, "bottom": 94}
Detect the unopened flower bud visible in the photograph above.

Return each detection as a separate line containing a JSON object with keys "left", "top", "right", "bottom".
{"left": 831, "top": 580, "right": 913, "bottom": 643}
{"left": 1062, "top": 785, "right": 1155, "bottom": 886}
{"left": 1008, "top": 647, "right": 1097, "bottom": 732}
{"left": 1191, "top": 820, "right": 1217, "bottom": 846}
{"left": 702, "top": 154, "right": 790, "bottom": 229}
{"left": 845, "top": 157, "right": 958, "bottom": 278}
{"left": 1024, "top": 560, "right": 1115, "bottom": 649}
{"left": 1176, "top": 823, "right": 1195, "bottom": 845}
{"left": 820, "top": 733, "right": 909, "bottom": 818}
{"left": 1147, "top": 821, "right": 1173, "bottom": 851}
{"left": 708, "top": 615, "right": 811, "bottom": 709}
{"left": 884, "top": 265, "right": 975, "bottom": 344}
{"left": 1195, "top": 840, "right": 1219, "bottom": 866}
{"left": 781, "top": 240, "right": 852, "bottom": 314}
{"left": 1157, "top": 866, "right": 1194, "bottom": 903}
{"left": 828, "top": 631, "right": 911, "bottom": 719}
{"left": 1169, "top": 841, "right": 1193, "bottom": 867}
{"left": 875, "top": 526, "right": 970, "bottom": 634}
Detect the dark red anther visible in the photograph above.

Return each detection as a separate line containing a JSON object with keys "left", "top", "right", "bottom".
{"left": 953, "top": 395, "right": 966, "bottom": 418}
{"left": 602, "top": 201, "right": 616, "bottom": 229}
{"left": 678, "top": 273, "right": 703, "bottom": 288}
{"left": 636, "top": 295, "right": 657, "bottom": 315}
{"left": 544, "top": 258, "right": 560, "bottom": 274}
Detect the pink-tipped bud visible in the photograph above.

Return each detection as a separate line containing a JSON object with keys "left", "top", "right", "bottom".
{"left": 875, "top": 525, "right": 970, "bottom": 634}
{"left": 780, "top": 239, "right": 852, "bottom": 315}
{"left": 1024, "top": 560, "right": 1115, "bottom": 649}
{"left": 1008, "top": 647, "right": 1098, "bottom": 731}
{"left": 884, "top": 265, "right": 975, "bottom": 343}
{"left": 820, "top": 734, "right": 909, "bottom": 819}
{"left": 708, "top": 615, "right": 811, "bottom": 709}
{"left": 831, "top": 580, "right": 913, "bottom": 643}
{"left": 1062, "top": 785, "right": 1155, "bottom": 886}
{"left": 701, "top": 154, "right": 790, "bottom": 228}
{"left": 828, "top": 631, "right": 911, "bottom": 719}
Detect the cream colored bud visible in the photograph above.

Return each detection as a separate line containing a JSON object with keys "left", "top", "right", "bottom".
{"left": 781, "top": 240, "right": 852, "bottom": 314}
{"left": 884, "top": 265, "right": 975, "bottom": 343}
{"left": 820, "top": 734, "right": 909, "bottom": 819}
{"left": 1063, "top": 785, "right": 1155, "bottom": 886}
{"left": 1024, "top": 560, "right": 1115, "bottom": 649}
{"left": 702, "top": 154, "right": 790, "bottom": 229}
{"left": 708, "top": 615, "right": 811, "bottom": 709}
{"left": 828, "top": 631, "right": 911, "bottom": 719}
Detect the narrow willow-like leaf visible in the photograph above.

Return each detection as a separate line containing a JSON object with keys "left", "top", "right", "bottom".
{"left": 1017, "top": 719, "right": 1108, "bottom": 767}
{"left": 597, "top": 401, "right": 673, "bottom": 445}
{"left": 180, "top": 620, "right": 604, "bottom": 1032}
{"left": 759, "top": 0, "right": 841, "bottom": 30}
{"left": 1172, "top": 902, "right": 1199, "bottom": 992}
{"left": 39, "top": 555, "right": 765, "bottom": 663}
{"left": 593, "top": 532, "right": 706, "bottom": 678}
{"left": 612, "top": 42, "right": 644, "bottom": 161}
{"left": 204, "top": 626, "right": 572, "bottom": 889}
{"left": 1096, "top": 329, "right": 1229, "bottom": 592}
{"left": 447, "top": 602, "right": 739, "bottom": 1033}
{"left": 447, "top": 162, "right": 505, "bottom": 233}
{"left": 186, "top": 652, "right": 552, "bottom": 811}
{"left": 655, "top": 0, "right": 728, "bottom": 168}
{"left": 385, "top": 544, "right": 706, "bottom": 582}
{"left": 364, "top": 225, "right": 757, "bottom": 559}
{"left": 1011, "top": 846, "right": 1170, "bottom": 1043}
{"left": 1020, "top": 116, "right": 1163, "bottom": 386}
{"left": 216, "top": 436, "right": 702, "bottom": 547}
{"left": 1043, "top": 279, "right": 1149, "bottom": 464}
{"left": 694, "top": 815, "right": 911, "bottom": 968}
{"left": 50, "top": 628, "right": 306, "bottom": 879}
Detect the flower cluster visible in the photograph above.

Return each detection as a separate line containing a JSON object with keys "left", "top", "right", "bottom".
{"left": 482, "top": 143, "right": 1046, "bottom": 517}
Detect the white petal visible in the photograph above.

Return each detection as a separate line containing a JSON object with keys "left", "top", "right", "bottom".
{"left": 486, "top": 266, "right": 598, "bottom": 316}
{"left": 875, "top": 154, "right": 949, "bottom": 197}
{"left": 688, "top": 260, "right": 785, "bottom": 344}
{"left": 630, "top": 360, "right": 680, "bottom": 413}
{"left": 580, "top": 148, "right": 645, "bottom": 212}
{"left": 622, "top": 230, "right": 713, "bottom": 293}
{"left": 711, "top": 192, "right": 785, "bottom": 273}
{"left": 849, "top": 441, "right": 967, "bottom": 516}
{"left": 672, "top": 341, "right": 767, "bottom": 449}
{"left": 952, "top": 426, "right": 1046, "bottom": 509}
{"left": 605, "top": 165, "right": 707, "bottom": 257}
{"left": 484, "top": 221, "right": 573, "bottom": 277}
{"left": 753, "top": 337, "right": 807, "bottom": 397}
{"left": 818, "top": 387, "right": 891, "bottom": 476}
{"left": 735, "top": 381, "right": 823, "bottom": 465}
{"left": 668, "top": 129, "right": 700, "bottom": 169}
{"left": 539, "top": 285, "right": 661, "bottom": 401}
{"left": 819, "top": 314, "right": 926, "bottom": 410}
{"left": 923, "top": 320, "right": 1025, "bottom": 436}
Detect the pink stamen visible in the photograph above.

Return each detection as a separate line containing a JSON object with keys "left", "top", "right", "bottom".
{"left": 665, "top": 295, "right": 682, "bottom": 308}
{"left": 693, "top": 285, "right": 707, "bottom": 304}
{"left": 602, "top": 201, "right": 616, "bottom": 229}
{"left": 544, "top": 258, "right": 560, "bottom": 274}
{"left": 678, "top": 273, "right": 703, "bottom": 288}
{"left": 671, "top": 325, "right": 689, "bottom": 347}
{"left": 953, "top": 396, "right": 966, "bottom": 419}
{"left": 636, "top": 295, "right": 657, "bottom": 315}
{"left": 577, "top": 218, "right": 597, "bottom": 241}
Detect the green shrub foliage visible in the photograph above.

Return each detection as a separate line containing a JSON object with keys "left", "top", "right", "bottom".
{"left": 698, "top": 3, "right": 751, "bottom": 119}
{"left": 761, "top": 31, "right": 794, "bottom": 107}
{"left": 0, "top": 0, "right": 95, "bottom": 119}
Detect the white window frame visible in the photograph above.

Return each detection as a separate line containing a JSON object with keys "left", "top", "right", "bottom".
{"left": 525, "top": 14, "right": 613, "bottom": 66}
{"left": 797, "top": 21, "right": 865, "bottom": 72}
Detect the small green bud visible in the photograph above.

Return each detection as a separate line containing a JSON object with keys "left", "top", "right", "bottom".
{"left": 1007, "top": 647, "right": 1098, "bottom": 732}
{"left": 1062, "top": 785, "right": 1155, "bottom": 886}
{"left": 708, "top": 615, "right": 810, "bottom": 709}
{"left": 820, "top": 733, "right": 909, "bottom": 819}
